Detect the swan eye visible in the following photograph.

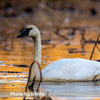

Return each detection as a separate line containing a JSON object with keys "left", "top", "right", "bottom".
{"left": 30, "top": 28, "right": 33, "bottom": 30}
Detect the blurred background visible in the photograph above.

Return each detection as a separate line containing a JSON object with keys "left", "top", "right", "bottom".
{"left": 0, "top": 0, "right": 100, "bottom": 61}
{"left": 0, "top": 0, "right": 100, "bottom": 99}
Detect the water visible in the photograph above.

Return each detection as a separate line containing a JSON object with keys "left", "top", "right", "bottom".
{"left": 0, "top": 29, "right": 100, "bottom": 100}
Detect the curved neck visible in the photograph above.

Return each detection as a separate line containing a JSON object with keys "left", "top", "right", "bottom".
{"left": 29, "top": 32, "right": 41, "bottom": 83}
{"left": 33, "top": 34, "right": 41, "bottom": 65}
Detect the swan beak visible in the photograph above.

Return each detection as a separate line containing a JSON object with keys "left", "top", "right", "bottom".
{"left": 17, "top": 28, "right": 31, "bottom": 38}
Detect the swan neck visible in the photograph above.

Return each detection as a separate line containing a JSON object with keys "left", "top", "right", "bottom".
{"left": 29, "top": 31, "right": 41, "bottom": 83}
{"left": 33, "top": 35, "right": 41, "bottom": 65}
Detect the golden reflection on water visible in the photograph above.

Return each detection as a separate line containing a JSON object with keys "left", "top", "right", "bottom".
{"left": 0, "top": 32, "right": 100, "bottom": 100}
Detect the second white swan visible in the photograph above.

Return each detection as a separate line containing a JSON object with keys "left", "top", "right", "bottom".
{"left": 0, "top": 61, "right": 5, "bottom": 64}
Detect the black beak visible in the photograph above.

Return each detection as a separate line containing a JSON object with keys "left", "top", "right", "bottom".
{"left": 17, "top": 28, "right": 31, "bottom": 38}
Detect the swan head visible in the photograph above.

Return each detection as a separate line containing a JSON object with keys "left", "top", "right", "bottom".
{"left": 17, "top": 25, "right": 40, "bottom": 38}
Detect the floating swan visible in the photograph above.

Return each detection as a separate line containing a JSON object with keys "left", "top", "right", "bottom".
{"left": 17, "top": 25, "right": 100, "bottom": 82}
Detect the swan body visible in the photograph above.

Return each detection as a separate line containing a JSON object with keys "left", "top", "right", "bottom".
{"left": 41, "top": 58, "right": 100, "bottom": 81}
{"left": 17, "top": 25, "right": 100, "bottom": 82}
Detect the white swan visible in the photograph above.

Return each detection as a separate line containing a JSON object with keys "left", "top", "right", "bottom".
{"left": 17, "top": 25, "right": 100, "bottom": 82}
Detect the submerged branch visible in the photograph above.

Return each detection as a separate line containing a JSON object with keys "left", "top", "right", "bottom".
{"left": 90, "top": 33, "right": 100, "bottom": 60}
